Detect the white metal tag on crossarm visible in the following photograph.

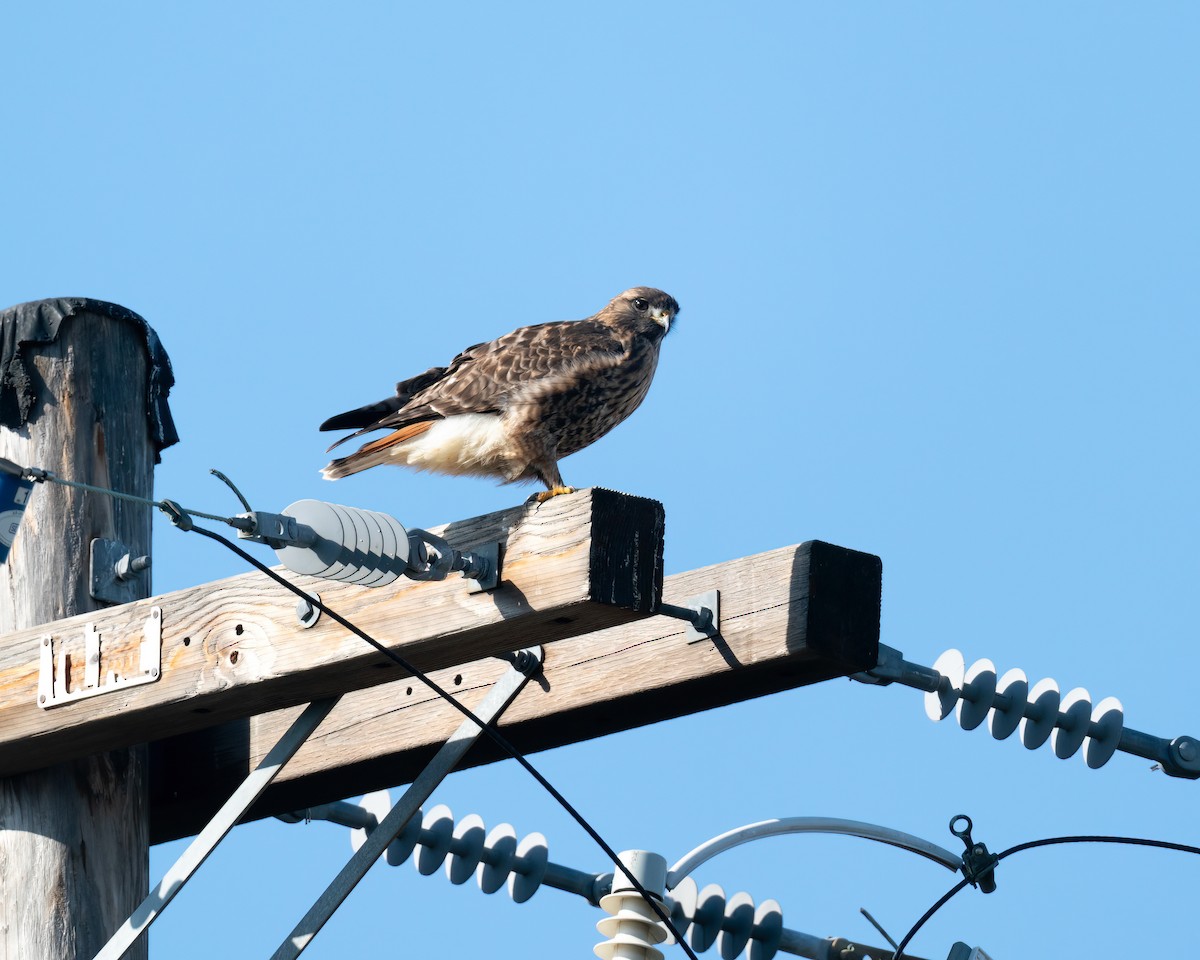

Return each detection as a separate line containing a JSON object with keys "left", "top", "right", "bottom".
{"left": 37, "top": 607, "right": 162, "bottom": 709}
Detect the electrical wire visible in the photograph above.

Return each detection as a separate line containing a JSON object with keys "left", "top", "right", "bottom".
{"left": 893, "top": 834, "right": 1200, "bottom": 958}
{"left": 184, "top": 520, "right": 700, "bottom": 959}
{"left": 6, "top": 457, "right": 698, "bottom": 955}
{"left": 0, "top": 458, "right": 247, "bottom": 528}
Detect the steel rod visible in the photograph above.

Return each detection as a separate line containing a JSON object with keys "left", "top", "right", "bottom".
{"left": 271, "top": 649, "right": 541, "bottom": 960}
{"left": 93, "top": 697, "right": 340, "bottom": 960}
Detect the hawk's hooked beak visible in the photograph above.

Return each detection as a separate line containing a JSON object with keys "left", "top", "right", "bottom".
{"left": 650, "top": 307, "right": 672, "bottom": 332}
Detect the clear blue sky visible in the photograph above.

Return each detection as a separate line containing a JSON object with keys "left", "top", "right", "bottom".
{"left": 4, "top": 4, "right": 1199, "bottom": 958}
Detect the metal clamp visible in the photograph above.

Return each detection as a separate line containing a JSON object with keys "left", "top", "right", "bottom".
{"left": 659, "top": 590, "right": 720, "bottom": 642}
{"left": 406, "top": 528, "right": 500, "bottom": 592}
{"left": 235, "top": 511, "right": 318, "bottom": 550}
{"left": 89, "top": 538, "right": 152, "bottom": 605}
{"left": 950, "top": 815, "right": 998, "bottom": 894}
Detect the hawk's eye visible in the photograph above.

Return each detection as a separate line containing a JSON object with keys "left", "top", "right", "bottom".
{"left": 632, "top": 297, "right": 649, "bottom": 311}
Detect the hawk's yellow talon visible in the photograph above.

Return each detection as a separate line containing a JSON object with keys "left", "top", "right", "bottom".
{"left": 529, "top": 485, "right": 576, "bottom": 504}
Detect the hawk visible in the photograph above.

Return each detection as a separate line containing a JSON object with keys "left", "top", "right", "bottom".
{"left": 320, "top": 286, "right": 679, "bottom": 502}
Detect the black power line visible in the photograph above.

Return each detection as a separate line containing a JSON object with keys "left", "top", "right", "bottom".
{"left": 182, "top": 519, "right": 699, "bottom": 959}
{"left": 894, "top": 834, "right": 1200, "bottom": 957}
{"left": 5, "top": 458, "right": 697, "bottom": 957}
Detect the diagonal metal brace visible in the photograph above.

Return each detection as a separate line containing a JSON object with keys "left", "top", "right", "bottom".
{"left": 271, "top": 645, "right": 544, "bottom": 960}
{"left": 92, "top": 696, "right": 341, "bottom": 960}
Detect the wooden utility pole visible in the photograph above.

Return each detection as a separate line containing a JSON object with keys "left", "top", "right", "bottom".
{"left": 0, "top": 300, "right": 173, "bottom": 960}
{"left": 0, "top": 300, "right": 885, "bottom": 958}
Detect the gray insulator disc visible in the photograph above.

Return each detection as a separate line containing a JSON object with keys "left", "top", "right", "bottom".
{"left": 508, "top": 832, "right": 548, "bottom": 904}
{"left": 477, "top": 824, "right": 517, "bottom": 895}
{"left": 1052, "top": 687, "right": 1093, "bottom": 759}
{"left": 925, "top": 649, "right": 965, "bottom": 722}
{"left": 989, "top": 668, "right": 1028, "bottom": 741}
{"left": 275, "top": 500, "right": 352, "bottom": 578}
{"left": 957, "top": 658, "right": 997, "bottom": 731}
{"left": 690, "top": 883, "right": 726, "bottom": 952}
{"left": 1084, "top": 696, "right": 1125, "bottom": 769}
{"left": 748, "top": 899, "right": 784, "bottom": 960}
{"left": 415, "top": 805, "right": 454, "bottom": 876}
{"left": 446, "top": 814, "right": 487, "bottom": 885}
{"left": 1021, "top": 677, "right": 1061, "bottom": 749}
{"left": 717, "top": 891, "right": 756, "bottom": 960}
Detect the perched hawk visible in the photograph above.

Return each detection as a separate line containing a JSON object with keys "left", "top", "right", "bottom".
{"left": 320, "top": 286, "right": 679, "bottom": 501}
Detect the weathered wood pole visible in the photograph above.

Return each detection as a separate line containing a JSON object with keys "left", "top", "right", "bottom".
{"left": 0, "top": 300, "right": 175, "bottom": 959}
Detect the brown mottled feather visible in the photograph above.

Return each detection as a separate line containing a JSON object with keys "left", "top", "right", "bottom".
{"left": 319, "top": 286, "right": 680, "bottom": 489}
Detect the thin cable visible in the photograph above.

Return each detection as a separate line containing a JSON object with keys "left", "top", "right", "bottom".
{"left": 183, "top": 521, "right": 700, "bottom": 960}
{"left": 10, "top": 462, "right": 244, "bottom": 527}
{"left": 10, "top": 455, "right": 690, "bottom": 955}
{"left": 7, "top": 453, "right": 685, "bottom": 949}
{"left": 893, "top": 834, "right": 1200, "bottom": 957}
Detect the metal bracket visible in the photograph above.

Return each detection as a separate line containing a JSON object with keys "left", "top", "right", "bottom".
{"left": 659, "top": 590, "right": 720, "bottom": 642}
{"left": 235, "top": 511, "right": 317, "bottom": 550}
{"left": 38, "top": 607, "right": 162, "bottom": 709}
{"left": 272, "top": 646, "right": 542, "bottom": 959}
{"left": 950, "top": 815, "right": 998, "bottom": 894}
{"left": 89, "top": 537, "right": 152, "bottom": 606}
{"left": 406, "top": 529, "right": 501, "bottom": 592}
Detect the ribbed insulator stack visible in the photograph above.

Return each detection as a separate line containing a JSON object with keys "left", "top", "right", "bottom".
{"left": 595, "top": 851, "right": 670, "bottom": 960}
{"left": 664, "top": 877, "right": 784, "bottom": 960}
{"left": 925, "top": 648, "right": 1125, "bottom": 768}
{"left": 274, "top": 499, "right": 410, "bottom": 586}
{"left": 351, "top": 799, "right": 549, "bottom": 902}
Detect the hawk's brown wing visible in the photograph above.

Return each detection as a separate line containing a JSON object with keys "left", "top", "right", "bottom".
{"left": 361, "top": 318, "right": 627, "bottom": 431}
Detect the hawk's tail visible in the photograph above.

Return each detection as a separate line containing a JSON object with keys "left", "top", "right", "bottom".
{"left": 321, "top": 422, "right": 435, "bottom": 480}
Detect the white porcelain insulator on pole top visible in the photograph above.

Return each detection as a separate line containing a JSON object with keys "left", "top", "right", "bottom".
{"left": 595, "top": 850, "right": 669, "bottom": 960}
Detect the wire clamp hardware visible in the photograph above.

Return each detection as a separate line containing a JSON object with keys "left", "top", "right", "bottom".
{"left": 949, "top": 815, "right": 998, "bottom": 894}
{"left": 406, "top": 528, "right": 500, "bottom": 592}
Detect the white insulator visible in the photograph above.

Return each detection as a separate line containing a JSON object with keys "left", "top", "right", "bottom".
{"left": 446, "top": 813, "right": 487, "bottom": 885}
{"left": 748, "top": 899, "right": 784, "bottom": 960}
{"left": 989, "top": 667, "right": 1028, "bottom": 741}
{"left": 507, "top": 831, "right": 549, "bottom": 904}
{"left": 925, "top": 649, "right": 964, "bottom": 721}
{"left": 1021, "top": 677, "right": 1061, "bottom": 749}
{"left": 689, "top": 883, "right": 727, "bottom": 952}
{"left": 1084, "top": 696, "right": 1125, "bottom": 769}
{"left": 662, "top": 877, "right": 697, "bottom": 946}
{"left": 956, "top": 658, "right": 997, "bottom": 731}
{"left": 595, "top": 851, "right": 669, "bottom": 960}
{"left": 415, "top": 804, "right": 455, "bottom": 875}
{"left": 274, "top": 499, "right": 410, "bottom": 587}
{"left": 348, "top": 790, "right": 393, "bottom": 859}
{"left": 716, "top": 891, "right": 755, "bottom": 959}
{"left": 1052, "top": 687, "right": 1093, "bottom": 759}
{"left": 386, "top": 807, "right": 423, "bottom": 866}
{"left": 477, "top": 823, "right": 517, "bottom": 895}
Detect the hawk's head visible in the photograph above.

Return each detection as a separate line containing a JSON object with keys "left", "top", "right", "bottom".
{"left": 602, "top": 287, "right": 680, "bottom": 340}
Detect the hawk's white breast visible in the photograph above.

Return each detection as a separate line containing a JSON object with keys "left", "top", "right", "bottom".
{"left": 393, "top": 413, "right": 512, "bottom": 477}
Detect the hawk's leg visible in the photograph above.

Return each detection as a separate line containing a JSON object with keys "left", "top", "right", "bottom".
{"left": 527, "top": 460, "right": 575, "bottom": 504}
{"left": 528, "top": 485, "right": 576, "bottom": 504}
